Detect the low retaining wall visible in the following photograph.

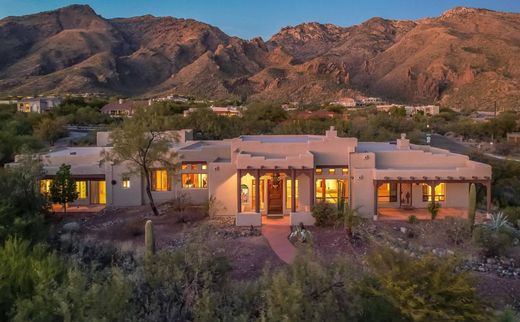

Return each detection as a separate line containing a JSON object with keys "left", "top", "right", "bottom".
{"left": 236, "top": 212, "right": 262, "bottom": 226}
{"left": 290, "top": 212, "right": 315, "bottom": 226}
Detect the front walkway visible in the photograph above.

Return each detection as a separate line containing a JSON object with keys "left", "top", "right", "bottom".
{"left": 379, "top": 207, "right": 467, "bottom": 221}
{"left": 261, "top": 216, "right": 295, "bottom": 264}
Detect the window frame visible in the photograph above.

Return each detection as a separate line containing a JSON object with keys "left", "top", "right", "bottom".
{"left": 151, "top": 169, "right": 171, "bottom": 192}
{"left": 377, "top": 182, "right": 398, "bottom": 203}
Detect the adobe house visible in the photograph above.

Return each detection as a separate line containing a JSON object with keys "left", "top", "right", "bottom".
{"left": 16, "top": 127, "right": 492, "bottom": 225}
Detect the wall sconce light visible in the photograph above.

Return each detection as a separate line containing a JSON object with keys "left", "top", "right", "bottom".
{"left": 214, "top": 166, "right": 220, "bottom": 171}
{"left": 358, "top": 175, "right": 364, "bottom": 180}
{"left": 363, "top": 155, "right": 370, "bottom": 160}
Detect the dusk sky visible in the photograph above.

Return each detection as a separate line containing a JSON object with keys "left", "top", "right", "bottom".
{"left": 1, "top": 0, "right": 520, "bottom": 39}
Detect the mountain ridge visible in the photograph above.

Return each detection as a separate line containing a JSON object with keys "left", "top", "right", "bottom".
{"left": 1, "top": 4, "right": 520, "bottom": 109}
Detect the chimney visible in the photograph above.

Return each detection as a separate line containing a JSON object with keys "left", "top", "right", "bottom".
{"left": 118, "top": 98, "right": 123, "bottom": 104}
{"left": 396, "top": 133, "right": 410, "bottom": 150}
{"left": 325, "top": 126, "right": 337, "bottom": 138}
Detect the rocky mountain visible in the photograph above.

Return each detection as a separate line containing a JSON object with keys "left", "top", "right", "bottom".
{"left": 1, "top": 5, "right": 520, "bottom": 109}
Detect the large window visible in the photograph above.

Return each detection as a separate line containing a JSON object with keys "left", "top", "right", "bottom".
{"left": 76, "top": 181, "right": 87, "bottom": 199}
{"left": 182, "top": 173, "right": 208, "bottom": 189}
{"left": 40, "top": 179, "right": 52, "bottom": 194}
{"left": 286, "top": 179, "right": 299, "bottom": 209}
{"left": 152, "top": 169, "right": 170, "bottom": 192}
{"left": 378, "top": 183, "right": 398, "bottom": 202}
{"left": 422, "top": 183, "right": 446, "bottom": 202}
{"left": 315, "top": 179, "right": 348, "bottom": 204}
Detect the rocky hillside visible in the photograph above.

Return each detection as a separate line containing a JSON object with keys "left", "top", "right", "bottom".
{"left": 1, "top": 5, "right": 519, "bottom": 109}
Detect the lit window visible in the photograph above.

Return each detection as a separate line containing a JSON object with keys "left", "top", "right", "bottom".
{"left": 328, "top": 168, "right": 336, "bottom": 174}
{"left": 76, "top": 181, "right": 87, "bottom": 199}
{"left": 315, "top": 179, "right": 348, "bottom": 204}
{"left": 377, "top": 183, "right": 397, "bottom": 202}
{"left": 181, "top": 164, "right": 188, "bottom": 170}
{"left": 342, "top": 168, "right": 348, "bottom": 175}
{"left": 182, "top": 173, "right": 208, "bottom": 189}
{"left": 286, "top": 179, "right": 299, "bottom": 209}
{"left": 201, "top": 164, "right": 207, "bottom": 170}
{"left": 40, "top": 179, "right": 52, "bottom": 194}
{"left": 191, "top": 164, "right": 198, "bottom": 170}
{"left": 122, "top": 178, "right": 130, "bottom": 189}
{"left": 315, "top": 168, "right": 323, "bottom": 175}
{"left": 152, "top": 170, "right": 170, "bottom": 191}
{"left": 422, "top": 183, "right": 445, "bottom": 202}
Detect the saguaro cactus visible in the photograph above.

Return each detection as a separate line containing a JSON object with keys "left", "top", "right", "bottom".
{"left": 468, "top": 183, "right": 477, "bottom": 231}
{"left": 145, "top": 220, "right": 155, "bottom": 259}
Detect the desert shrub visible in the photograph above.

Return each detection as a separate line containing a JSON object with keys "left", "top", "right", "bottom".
{"left": 0, "top": 237, "right": 132, "bottom": 322}
{"left": 360, "top": 247, "right": 487, "bottom": 322}
{"left": 259, "top": 250, "right": 362, "bottom": 321}
{"left": 494, "top": 306, "right": 520, "bottom": 322}
{"left": 407, "top": 215, "right": 418, "bottom": 224}
{"left": 312, "top": 202, "right": 337, "bottom": 226}
{"left": 473, "top": 213, "right": 519, "bottom": 257}
{"left": 170, "top": 191, "right": 191, "bottom": 212}
{"left": 0, "top": 156, "right": 49, "bottom": 244}
{"left": 130, "top": 227, "right": 231, "bottom": 321}
{"left": 502, "top": 207, "right": 520, "bottom": 229}
{"left": 444, "top": 216, "right": 471, "bottom": 245}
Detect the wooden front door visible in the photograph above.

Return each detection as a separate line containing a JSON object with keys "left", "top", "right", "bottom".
{"left": 400, "top": 183, "right": 412, "bottom": 208}
{"left": 267, "top": 179, "right": 283, "bottom": 214}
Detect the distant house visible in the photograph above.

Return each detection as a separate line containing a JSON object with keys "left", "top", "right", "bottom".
{"left": 330, "top": 97, "right": 356, "bottom": 107}
{"left": 17, "top": 96, "right": 62, "bottom": 113}
{"left": 295, "top": 110, "right": 337, "bottom": 119}
{"left": 101, "top": 99, "right": 150, "bottom": 117}
{"left": 412, "top": 105, "right": 440, "bottom": 116}
{"left": 376, "top": 104, "right": 440, "bottom": 116}
{"left": 507, "top": 132, "right": 520, "bottom": 144}
{"left": 356, "top": 97, "right": 384, "bottom": 106}
{"left": 183, "top": 105, "right": 244, "bottom": 117}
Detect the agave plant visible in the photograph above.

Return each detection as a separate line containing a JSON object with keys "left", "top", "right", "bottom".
{"left": 289, "top": 223, "right": 312, "bottom": 243}
{"left": 486, "top": 212, "right": 513, "bottom": 231}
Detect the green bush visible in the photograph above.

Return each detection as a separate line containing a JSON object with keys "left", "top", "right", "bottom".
{"left": 407, "top": 214, "right": 418, "bottom": 224}
{"left": 311, "top": 202, "right": 337, "bottom": 226}
{"left": 360, "top": 247, "right": 487, "bottom": 322}
{"left": 502, "top": 207, "right": 520, "bottom": 229}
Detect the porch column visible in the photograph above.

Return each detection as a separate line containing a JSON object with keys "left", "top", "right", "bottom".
{"left": 373, "top": 180, "right": 379, "bottom": 220}
{"left": 486, "top": 180, "right": 492, "bottom": 213}
{"left": 254, "top": 169, "right": 260, "bottom": 213}
{"left": 291, "top": 169, "right": 296, "bottom": 212}
{"left": 237, "top": 169, "right": 242, "bottom": 213}
{"left": 309, "top": 169, "right": 315, "bottom": 208}
{"left": 429, "top": 181, "right": 436, "bottom": 202}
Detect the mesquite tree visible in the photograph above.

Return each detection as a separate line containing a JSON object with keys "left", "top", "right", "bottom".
{"left": 103, "top": 107, "right": 177, "bottom": 216}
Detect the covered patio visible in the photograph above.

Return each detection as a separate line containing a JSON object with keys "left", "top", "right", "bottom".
{"left": 378, "top": 207, "right": 467, "bottom": 221}
{"left": 373, "top": 176, "right": 492, "bottom": 220}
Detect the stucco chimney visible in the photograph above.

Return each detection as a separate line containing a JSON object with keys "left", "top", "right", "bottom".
{"left": 326, "top": 126, "right": 337, "bottom": 138}
{"left": 396, "top": 133, "right": 410, "bottom": 150}
{"left": 118, "top": 98, "right": 123, "bottom": 104}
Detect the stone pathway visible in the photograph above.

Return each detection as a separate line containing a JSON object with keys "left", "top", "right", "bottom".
{"left": 261, "top": 216, "right": 295, "bottom": 264}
